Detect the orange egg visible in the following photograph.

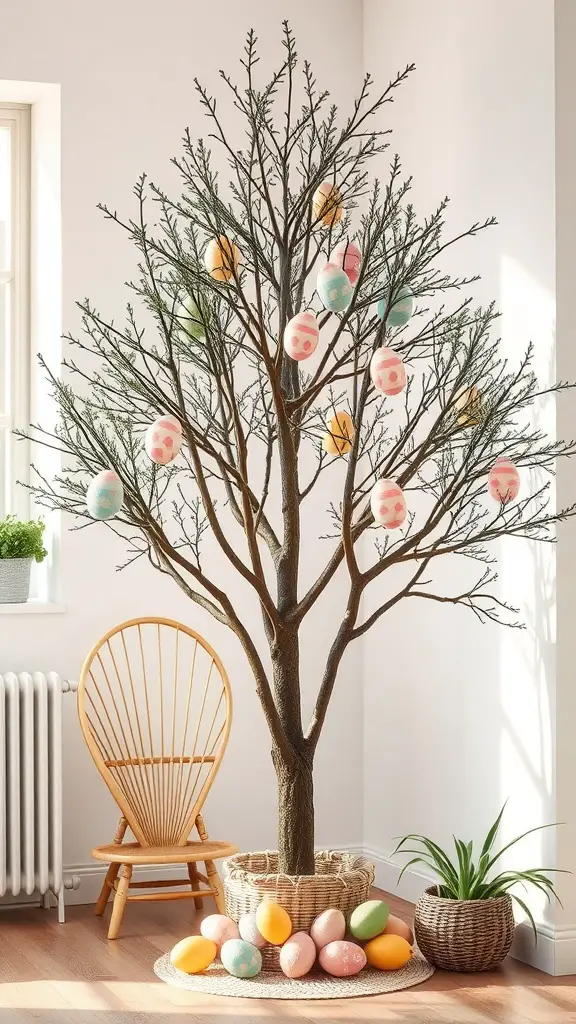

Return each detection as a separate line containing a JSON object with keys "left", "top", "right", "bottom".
{"left": 365, "top": 933, "right": 413, "bottom": 971}
{"left": 204, "top": 235, "right": 241, "bottom": 282}
{"left": 455, "top": 386, "right": 485, "bottom": 427}
{"left": 255, "top": 901, "right": 292, "bottom": 945}
{"left": 312, "top": 182, "right": 343, "bottom": 227}
{"left": 323, "top": 410, "right": 354, "bottom": 456}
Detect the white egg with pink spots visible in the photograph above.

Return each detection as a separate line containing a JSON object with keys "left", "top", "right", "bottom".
{"left": 488, "top": 457, "right": 520, "bottom": 504}
{"left": 283, "top": 311, "right": 319, "bottom": 361}
{"left": 370, "top": 346, "right": 406, "bottom": 396}
{"left": 145, "top": 415, "right": 183, "bottom": 465}
{"left": 370, "top": 479, "right": 406, "bottom": 529}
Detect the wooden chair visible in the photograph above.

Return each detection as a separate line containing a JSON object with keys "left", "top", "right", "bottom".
{"left": 77, "top": 616, "right": 237, "bottom": 939}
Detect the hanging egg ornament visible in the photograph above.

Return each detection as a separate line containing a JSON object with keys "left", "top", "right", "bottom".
{"left": 323, "top": 410, "right": 355, "bottom": 456}
{"left": 370, "top": 346, "right": 407, "bottom": 397}
{"left": 145, "top": 415, "right": 183, "bottom": 466}
{"left": 317, "top": 263, "right": 353, "bottom": 313}
{"left": 312, "top": 182, "right": 343, "bottom": 227}
{"left": 455, "top": 386, "right": 485, "bottom": 427}
{"left": 331, "top": 240, "right": 362, "bottom": 285}
{"left": 204, "top": 235, "right": 241, "bottom": 282}
{"left": 378, "top": 285, "right": 415, "bottom": 327}
{"left": 86, "top": 470, "right": 124, "bottom": 521}
{"left": 283, "top": 311, "right": 319, "bottom": 361}
{"left": 176, "top": 295, "right": 205, "bottom": 341}
{"left": 488, "top": 457, "right": 520, "bottom": 505}
{"left": 370, "top": 479, "right": 407, "bottom": 530}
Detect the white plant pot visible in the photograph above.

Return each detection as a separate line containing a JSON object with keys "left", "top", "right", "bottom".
{"left": 0, "top": 558, "right": 32, "bottom": 603}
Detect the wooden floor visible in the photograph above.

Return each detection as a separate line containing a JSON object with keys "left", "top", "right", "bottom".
{"left": 0, "top": 887, "right": 574, "bottom": 1023}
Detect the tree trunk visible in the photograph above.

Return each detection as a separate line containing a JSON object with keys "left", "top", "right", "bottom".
{"left": 273, "top": 746, "right": 315, "bottom": 876}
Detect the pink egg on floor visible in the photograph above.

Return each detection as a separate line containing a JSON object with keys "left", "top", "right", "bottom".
{"left": 279, "top": 931, "right": 317, "bottom": 978}
{"left": 238, "top": 913, "right": 267, "bottom": 949}
{"left": 370, "top": 346, "right": 406, "bottom": 396}
{"left": 319, "top": 940, "right": 367, "bottom": 977}
{"left": 370, "top": 479, "right": 407, "bottom": 529}
{"left": 145, "top": 415, "right": 183, "bottom": 465}
{"left": 200, "top": 914, "right": 239, "bottom": 950}
{"left": 283, "top": 311, "right": 319, "bottom": 361}
{"left": 310, "top": 908, "right": 346, "bottom": 949}
{"left": 488, "top": 457, "right": 520, "bottom": 504}
{"left": 330, "top": 240, "right": 362, "bottom": 285}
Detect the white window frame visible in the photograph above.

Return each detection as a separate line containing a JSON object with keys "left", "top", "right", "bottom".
{"left": 0, "top": 103, "right": 30, "bottom": 520}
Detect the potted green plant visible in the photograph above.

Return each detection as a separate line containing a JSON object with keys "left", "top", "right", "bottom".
{"left": 0, "top": 516, "right": 48, "bottom": 604}
{"left": 394, "top": 806, "right": 562, "bottom": 971}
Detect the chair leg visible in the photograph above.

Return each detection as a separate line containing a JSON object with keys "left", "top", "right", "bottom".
{"left": 95, "top": 816, "right": 128, "bottom": 916}
{"left": 187, "top": 862, "right": 204, "bottom": 911}
{"left": 205, "top": 860, "right": 225, "bottom": 913}
{"left": 108, "top": 864, "right": 132, "bottom": 940}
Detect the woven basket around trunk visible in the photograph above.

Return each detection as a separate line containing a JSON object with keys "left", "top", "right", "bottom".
{"left": 224, "top": 850, "right": 374, "bottom": 971}
{"left": 0, "top": 558, "right": 32, "bottom": 604}
{"left": 414, "top": 886, "right": 515, "bottom": 971}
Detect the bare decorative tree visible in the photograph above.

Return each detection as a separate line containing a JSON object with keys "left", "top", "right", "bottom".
{"left": 24, "top": 26, "right": 576, "bottom": 875}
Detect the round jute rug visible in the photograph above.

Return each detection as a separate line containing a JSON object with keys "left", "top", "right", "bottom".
{"left": 153, "top": 951, "right": 434, "bottom": 1000}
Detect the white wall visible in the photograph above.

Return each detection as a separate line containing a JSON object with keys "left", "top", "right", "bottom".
{"left": 361, "top": 0, "right": 573, "bottom": 972}
{"left": 0, "top": 0, "right": 365, "bottom": 888}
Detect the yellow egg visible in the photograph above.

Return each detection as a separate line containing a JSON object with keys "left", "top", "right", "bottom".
{"left": 312, "top": 182, "right": 343, "bottom": 227}
{"left": 455, "top": 386, "right": 485, "bottom": 427}
{"left": 255, "top": 901, "right": 292, "bottom": 945}
{"left": 204, "top": 235, "right": 241, "bottom": 282}
{"left": 170, "top": 935, "right": 217, "bottom": 974}
{"left": 323, "top": 410, "right": 354, "bottom": 456}
{"left": 364, "top": 933, "right": 413, "bottom": 971}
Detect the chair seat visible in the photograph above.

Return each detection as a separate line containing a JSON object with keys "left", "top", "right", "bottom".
{"left": 92, "top": 840, "right": 238, "bottom": 865}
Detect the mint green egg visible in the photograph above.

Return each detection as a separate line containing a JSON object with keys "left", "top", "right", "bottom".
{"left": 220, "top": 938, "right": 262, "bottom": 978}
{"left": 176, "top": 294, "right": 206, "bottom": 341}
{"left": 349, "top": 899, "right": 390, "bottom": 941}
{"left": 378, "top": 285, "right": 414, "bottom": 327}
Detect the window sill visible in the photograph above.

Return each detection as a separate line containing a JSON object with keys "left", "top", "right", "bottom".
{"left": 0, "top": 600, "right": 66, "bottom": 614}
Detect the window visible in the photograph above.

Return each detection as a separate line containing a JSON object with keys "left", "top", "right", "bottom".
{"left": 0, "top": 103, "right": 30, "bottom": 519}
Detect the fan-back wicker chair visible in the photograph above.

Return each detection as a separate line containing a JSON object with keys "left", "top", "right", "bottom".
{"left": 78, "top": 617, "right": 237, "bottom": 939}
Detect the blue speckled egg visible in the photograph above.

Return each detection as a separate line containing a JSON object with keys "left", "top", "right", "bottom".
{"left": 220, "top": 938, "right": 262, "bottom": 978}
{"left": 378, "top": 285, "right": 414, "bottom": 327}
{"left": 317, "top": 262, "right": 353, "bottom": 312}
{"left": 86, "top": 469, "right": 124, "bottom": 520}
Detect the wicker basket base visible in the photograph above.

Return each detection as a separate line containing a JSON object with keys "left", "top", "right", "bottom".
{"left": 224, "top": 850, "right": 374, "bottom": 971}
{"left": 154, "top": 952, "right": 434, "bottom": 1000}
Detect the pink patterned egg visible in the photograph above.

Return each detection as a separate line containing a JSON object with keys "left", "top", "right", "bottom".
{"left": 145, "top": 415, "right": 183, "bottom": 466}
{"left": 238, "top": 913, "right": 267, "bottom": 948}
{"left": 370, "top": 346, "right": 406, "bottom": 396}
{"left": 200, "top": 914, "right": 239, "bottom": 950}
{"left": 279, "top": 931, "right": 317, "bottom": 978}
{"left": 330, "top": 241, "right": 362, "bottom": 285}
{"left": 310, "top": 908, "right": 346, "bottom": 949}
{"left": 319, "top": 940, "right": 367, "bottom": 977}
{"left": 370, "top": 479, "right": 406, "bottom": 529}
{"left": 488, "top": 457, "right": 520, "bottom": 504}
{"left": 283, "top": 312, "right": 319, "bottom": 361}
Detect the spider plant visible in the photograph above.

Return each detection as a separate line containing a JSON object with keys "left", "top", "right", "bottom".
{"left": 393, "top": 805, "right": 565, "bottom": 940}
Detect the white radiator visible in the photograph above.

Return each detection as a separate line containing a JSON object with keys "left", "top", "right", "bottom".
{"left": 0, "top": 672, "right": 80, "bottom": 922}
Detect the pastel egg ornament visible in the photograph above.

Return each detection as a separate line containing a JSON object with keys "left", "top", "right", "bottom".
{"left": 145, "top": 415, "right": 183, "bottom": 466}
{"left": 319, "top": 940, "right": 367, "bottom": 978}
{"left": 370, "top": 346, "right": 407, "bottom": 397}
{"left": 86, "top": 470, "right": 124, "bottom": 521}
{"left": 310, "top": 908, "right": 346, "bottom": 950}
{"left": 323, "top": 410, "right": 355, "bottom": 456}
{"left": 176, "top": 294, "right": 205, "bottom": 341}
{"left": 200, "top": 914, "right": 239, "bottom": 951}
{"left": 488, "top": 457, "right": 520, "bottom": 505}
{"left": 349, "top": 899, "right": 390, "bottom": 942}
{"left": 331, "top": 240, "right": 362, "bottom": 285}
{"left": 238, "top": 913, "right": 267, "bottom": 949}
{"left": 378, "top": 284, "right": 415, "bottom": 327}
{"left": 255, "top": 901, "right": 292, "bottom": 945}
{"left": 279, "top": 931, "right": 317, "bottom": 979}
{"left": 455, "top": 386, "right": 485, "bottom": 427}
{"left": 220, "top": 938, "right": 262, "bottom": 979}
{"left": 370, "top": 479, "right": 407, "bottom": 530}
{"left": 204, "top": 235, "right": 241, "bottom": 282}
{"left": 312, "top": 182, "right": 343, "bottom": 227}
{"left": 283, "top": 311, "right": 319, "bottom": 361}
{"left": 317, "top": 262, "right": 353, "bottom": 313}
{"left": 364, "top": 934, "right": 413, "bottom": 971}
{"left": 170, "top": 935, "right": 217, "bottom": 974}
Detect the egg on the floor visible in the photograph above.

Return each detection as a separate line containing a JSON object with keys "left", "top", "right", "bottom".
{"left": 364, "top": 933, "right": 413, "bottom": 970}
{"left": 238, "top": 912, "right": 267, "bottom": 948}
{"left": 310, "top": 908, "right": 346, "bottom": 949}
{"left": 383, "top": 914, "right": 414, "bottom": 945}
{"left": 319, "top": 940, "right": 367, "bottom": 977}
{"left": 170, "top": 935, "right": 217, "bottom": 974}
{"left": 200, "top": 914, "right": 239, "bottom": 950}
{"left": 220, "top": 938, "right": 262, "bottom": 978}
{"left": 279, "top": 931, "right": 317, "bottom": 978}
{"left": 349, "top": 899, "right": 390, "bottom": 941}
{"left": 255, "top": 901, "right": 292, "bottom": 945}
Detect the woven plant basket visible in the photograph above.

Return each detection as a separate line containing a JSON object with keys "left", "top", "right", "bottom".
{"left": 414, "top": 886, "right": 515, "bottom": 971}
{"left": 224, "top": 850, "right": 374, "bottom": 971}
{"left": 0, "top": 558, "right": 32, "bottom": 604}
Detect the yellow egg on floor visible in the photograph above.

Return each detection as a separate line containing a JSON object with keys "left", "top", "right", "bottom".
{"left": 170, "top": 935, "right": 217, "bottom": 974}
{"left": 364, "top": 933, "right": 413, "bottom": 971}
{"left": 255, "top": 901, "right": 292, "bottom": 945}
